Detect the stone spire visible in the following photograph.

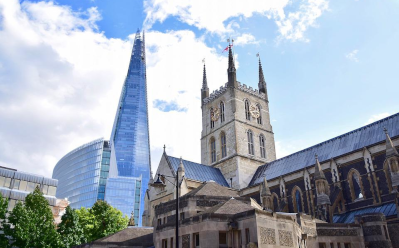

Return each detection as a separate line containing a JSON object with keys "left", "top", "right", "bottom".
{"left": 128, "top": 211, "right": 135, "bottom": 226}
{"left": 384, "top": 128, "right": 399, "bottom": 158}
{"left": 260, "top": 177, "right": 272, "bottom": 210}
{"left": 201, "top": 63, "right": 209, "bottom": 103}
{"left": 227, "top": 44, "right": 237, "bottom": 88}
{"left": 260, "top": 177, "right": 271, "bottom": 197}
{"left": 258, "top": 57, "right": 268, "bottom": 101}
{"left": 178, "top": 157, "right": 185, "bottom": 174}
{"left": 314, "top": 155, "right": 326, "bottom": 180}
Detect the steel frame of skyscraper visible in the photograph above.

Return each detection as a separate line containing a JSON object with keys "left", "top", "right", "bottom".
{"left": 105, "top": 29, "right": 151, "bottom": 226}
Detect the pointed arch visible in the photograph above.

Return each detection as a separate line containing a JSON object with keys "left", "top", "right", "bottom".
{"left": 348, "top": 169, "right": 365, "bottom": 201}
{"left": 220, "top": 101, "right": 225, "bottom": 123}
{"left": 291, "top": 186, "right": 304, "bottom": 213}
{"left": 244, "top": 99, "right": 251, "bottom": 120}
{"left": 210, "top": 137, "right": 216, "bottom": 163}
{"left": 271, "top": 192, "right": 279, "bottom": 212}
{"left": 259, "top": 134, "right": 266, "bottom": 158}
{"left": 247, "top": 129, "right": 254, "bottom": 155}
{"left": 256, "top": 104, "right": 262, "bottom": 125}
{"left": 210, "top": 108, "right": 215, "bottom": 129}
{"left": 220, "top": 131, "right": 227, "bottom": 158}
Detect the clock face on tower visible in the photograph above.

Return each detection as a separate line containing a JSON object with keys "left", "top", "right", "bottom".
{"left": 211, "top": 107, "right": 220, "bottom": 121}
{"left": 249, "top": 104, "right": 260, "bottom": 118}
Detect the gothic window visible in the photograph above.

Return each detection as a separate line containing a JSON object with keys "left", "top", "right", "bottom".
{"left": 221, "top": 132, "right": 227, "bottom": 158}
{"left": 272, "top": 193, "right": 279, "bottom": 211}
{"left": 259, "top": 134, "right": 266, "bottom": 158}
{"left": 210, "top": 137, "right": 216, "bottom": 163}
{"left": 220, "top": 101, "right": 225, "bottom": 123}
{"left": 292, "top": 186, "right": 304, "bottom": 213}
{"left": 210, "top": 108, "right": 215, "bottom": 129}
{"left": 245, "top": 99, "right": 251, "bottom": 120}
{"left": 348, "top": 169, "right": 364, "bottom": 201}
{"left": 247, "top": 130, "right": 254, "bottom": 155}
{"left": 256, "top": 104, "right": 262, "bottom": 125}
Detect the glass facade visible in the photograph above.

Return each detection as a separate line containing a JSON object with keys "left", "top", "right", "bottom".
{"left": 105, "top": 30, "right": 151, "bottom": 225}
{"left": 52, "top": 138, "right": 109, "bottom": 209}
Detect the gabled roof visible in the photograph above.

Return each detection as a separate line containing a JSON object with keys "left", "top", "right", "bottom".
{"left": 200, "top": 198, "right": 255, "bottom": 215}
{"left": 184, "top": 181, "right": 239, "bottom": 198}
{"left": 250, "top": 113, "right": 399, "bottom": 186}
{"left": 167, "top": 155, "right": 229, "bottom": 187}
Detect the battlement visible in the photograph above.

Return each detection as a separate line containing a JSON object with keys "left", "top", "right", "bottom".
{"left": 202, "top": 82, "right": 266, "bottom": 105}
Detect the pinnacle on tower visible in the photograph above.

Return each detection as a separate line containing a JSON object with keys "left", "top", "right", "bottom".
{"left": 260, "top": 177, "right": 271, "bottom": 197}
{"left": 227, "top": 44, "right": 237, "bottom": 88}
{"left": 178, "top": 157, "right": 185, "bottom": 173}
{"left": 258, "top": 57, "right": 269, "bottom": 101}
{"left": 201, "top": 62, "right": 210, "bottom": 104}
{"left": 384, "top": 128, "right": 399, "bottom": 157}
{"left": 314, "top": 154, "right": 326, "bottom": 180}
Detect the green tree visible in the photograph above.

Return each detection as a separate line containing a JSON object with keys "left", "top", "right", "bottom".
{"left": 75, "top": 201, "right": 128, "bottom": 242}
{"left": 58, "top": 206, "right": 86, "bottom": 248}
{"left": 0, "top": 193, "right": 9, "bottom": 247}
{"left": 4, "top": 187, "right": 60, "bottom": 248}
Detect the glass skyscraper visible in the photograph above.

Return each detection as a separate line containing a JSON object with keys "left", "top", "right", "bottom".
{"left": 52, "top": 138, "right": 111, "bottom": 209}
{"left": 105, "top": 29, "right": 151, "bottom": 225}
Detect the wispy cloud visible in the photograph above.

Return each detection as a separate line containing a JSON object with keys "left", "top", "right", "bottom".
{"left": 234, "top": 33, "right": 259, "bottom": 46}
{"left": 153, "top": 99, "right": 187, "bottom": 112}
{"left": 365, "top": 113, "right": 390, "bottom": 125}
{"left": 346, "top": 49, "right": 359, "bottom": 62}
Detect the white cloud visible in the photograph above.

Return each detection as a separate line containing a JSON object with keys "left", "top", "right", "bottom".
{"left": 365, "top": 113, "right": 390, "bottom": 125}
{"left": 346, "top": 49, "right": 359, "bottom": 62}
{"left": 144, "top": 0, "right": 329, "bottom": 42}
{"left": 0, "top": 0, "right": 229, "bottom": 177}
{"left": 275, "top": 0, "right": 329, "bottom": 42}
{"left": 234, "top": 33, "right": 259, "bottom": 46}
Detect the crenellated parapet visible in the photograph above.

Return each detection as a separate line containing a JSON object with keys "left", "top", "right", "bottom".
{"left": 202, "top": 84, "right": 228, "bottom": 104}
{"left": 237, "top": 82, "right": 267, "bottom": 99}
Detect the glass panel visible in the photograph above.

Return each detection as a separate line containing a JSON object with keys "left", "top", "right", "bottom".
{"left": 19, "top": 180, "right": 27, "bottom": 191}
{"left": 13, "top": 180, "right": 20, "bottom": 190}
{"left": 0, "top": 176, "right": 5, "bottom": 187}
{"left": 8, "top": 199, "right": 16, "bottom": 211}
{"left": 48, "top": 186, "right": 56, "bottom": 196}
{"left": 4, "top": 178, "right": 11, "bottom": 188}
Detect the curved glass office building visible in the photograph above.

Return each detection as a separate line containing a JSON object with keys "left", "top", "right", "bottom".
{"left": 52, "top": 138, "right": 111, "bottom": 209}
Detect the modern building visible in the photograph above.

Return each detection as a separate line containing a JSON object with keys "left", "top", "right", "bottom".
{"left": 52, "top": 138, "right": 111, "bottom": 209}
{"left": 0, "top": 166, "right": 58, "bottom": 211}
{"left": 53, "top": 29, "right": 151, "bottom": 225}
{"left": 105, "top": 29, "right": 151, "bottom": 225}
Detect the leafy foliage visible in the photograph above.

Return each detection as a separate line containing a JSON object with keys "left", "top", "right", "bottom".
{"left": 0, "top": 194, "right": 9, "bottom": 247}
{"left": 76, "top": 201, "right": 128, "bottom": 242}
{"left": 57, "top": 206, "right": 86, "bottom": 248}
{"left": 3, "top": 187, "right": 61, "bottom": 248}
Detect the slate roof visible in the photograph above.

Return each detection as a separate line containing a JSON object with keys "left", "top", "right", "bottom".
{"left": 167, "top": 155, "right": 229, "bottom": 187}
{"left": 184, "top": 181, "right": 239, "bottom": 198}
{"left": 333, "top": 202, "right": 397, "bottom": 224}
{"left": 249, "top": 113, "right": 399, "bottom": 186}
{"left": 199, "top": 198, "right": 255, "bottom": 215}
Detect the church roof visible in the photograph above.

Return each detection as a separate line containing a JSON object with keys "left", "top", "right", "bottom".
{"left": 167, "top": 156, "right": 230, "bottom": 187}
{"left": 249, "top": 112, "right": 399, "bottom": 186}
{"left": 333, "top": 202, "right": 397, "bottom": 224}
{"left": 184, "top": 181, "right": 239, "bottom": 198}
{"left": 198, "top": 198, "right": 254, "bottom": 216}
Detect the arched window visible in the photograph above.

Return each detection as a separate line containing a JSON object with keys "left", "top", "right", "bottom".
{"left": 221, "top": 132, "right": 227, "bottom": 158}
{"left": 247, "top": 130, "right": 254, "bottom": 155}
{"left": 348, "top": 169, "right": 364, "bottom": 201}
{"left": 210, "top": 108, "right": 215, "bottom": 129}
{"left": 259, "top": 134, "right": 266, "bottom": 158}
{"left": 220, "top": 102, "right": 225, "bottom": 123}
{"left": 292, "top": 187, "right": 303, "bottom": 213}
{"left": 210, "top": 137, "right": 216, "bottom": 163}
{"left": 245, "top": 99, "right": 251, "bottom": 120}
{"left": 256, "top": 104, "right": 262, "bottom": 125}
{"left": 272, "top": 193, "right": 279, "bottom": 212}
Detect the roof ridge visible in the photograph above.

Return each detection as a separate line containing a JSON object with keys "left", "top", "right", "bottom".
{"left": 167, "top": 155, "right": 206, "bottom": 166}
{"left": 266, "top": 112, "right": 399, "bottom": 166}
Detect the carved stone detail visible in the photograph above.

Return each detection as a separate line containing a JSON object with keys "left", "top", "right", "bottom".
{"left": 363, "top": 225, "right": 382, "bottom": 236}
{"left": 317, "top": 229, "right": 358, "bottom": 236}
{"left": 260, "top": 227, "right": 276, "bottom": 245}
{"left": 278, "top": 230, "right": 293, "bottom": 247}
{"left": 196, "top": 200, "right": 221, "bottom": 207}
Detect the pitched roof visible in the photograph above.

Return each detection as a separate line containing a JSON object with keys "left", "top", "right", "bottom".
{"left": 249, "top": 113, "right": 399, "bottom": 186}
{"left": 333, "top": 202, "right": 397, "bottom": 224}
{"left": 167, "top": 155, "right": 229, "bottom": 187}
{"left": 184, "top": 181, "right": 239, "bottom": 198}
{"left": 200, "top": 198, "right": 255, "bottom": 215}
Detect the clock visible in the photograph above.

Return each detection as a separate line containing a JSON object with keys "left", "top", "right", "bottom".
{"left": 211, "top": 107, "right": 220, "bottom": 121}
{"left": 249, "top": 105, "right": 260, "bottom": 118}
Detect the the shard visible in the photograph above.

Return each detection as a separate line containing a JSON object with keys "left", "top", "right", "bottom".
{"left": 105, "top": 29, "right": 151, "bottom": 225}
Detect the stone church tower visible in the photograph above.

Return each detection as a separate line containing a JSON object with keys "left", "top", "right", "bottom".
{"left": 200, "top": 45, "right": 276, "bottom": 189}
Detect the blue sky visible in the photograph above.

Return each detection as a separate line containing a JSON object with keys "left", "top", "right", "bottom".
{"left": 0, "top": 0, "right": 398, "bottom": 177}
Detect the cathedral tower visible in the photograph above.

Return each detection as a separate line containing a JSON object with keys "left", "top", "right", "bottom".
{"left": 200, "top": 46, "right": 276, "bottom": 189}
